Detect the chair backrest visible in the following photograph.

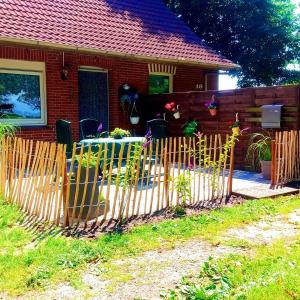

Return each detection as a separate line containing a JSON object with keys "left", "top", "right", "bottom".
{"left": 56, "top": 119, "right": 73, "bottom": 157}
{"left": 80, "top": 118, "right": 99, "bottom": 140}
{"left": 146, "top": 119, "right": 168, "bottom": 139}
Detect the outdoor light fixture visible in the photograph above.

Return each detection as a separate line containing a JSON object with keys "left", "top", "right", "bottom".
{"left": 61, "top": 52, "right": 69, "bottom": 80}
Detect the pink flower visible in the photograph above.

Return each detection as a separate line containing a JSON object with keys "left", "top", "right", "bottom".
{"left": 240, "top": 127, "right": 250, "bottom": 135}
{"left": 165, "top": 103, "right": 172, "bottom": 111}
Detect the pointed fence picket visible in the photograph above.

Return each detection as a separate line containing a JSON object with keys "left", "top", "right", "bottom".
{"left": 272, "top": 130, "right": 300, "bottom": 187}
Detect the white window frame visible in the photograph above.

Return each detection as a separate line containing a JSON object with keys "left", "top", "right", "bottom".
{"left": 149, "top": 72, "right": 174, "bottom": 94}
{"left": 0, "top": 59, "right": 47, "bottom": 126}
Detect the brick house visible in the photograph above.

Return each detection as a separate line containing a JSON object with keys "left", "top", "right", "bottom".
{"left": 0, "top": 0, "right": 237, "bottom": 141}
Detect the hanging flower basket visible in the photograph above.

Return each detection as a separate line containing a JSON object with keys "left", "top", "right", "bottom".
{"left": 129, "top": 102, "right": 140, "bottom": 125}
{"left": 173, "top": 106, "right": 180, "bottom": 119}
{"left": 231, "top": 113, "right": 240, "bottom": 136}
{"left": 232, "top": 127, "right": 239, "bottom": 135}
{"left": 205, "top": 95, "right": 217, "bottom": 117}
{"left": 130, "top": 116, "right": 140, "bottom": 125}
{"left": 209, "top": 108, "right": 217, "bottom": 116}
{"left": 165, "top": 102, "right": 180, "bottom": 119}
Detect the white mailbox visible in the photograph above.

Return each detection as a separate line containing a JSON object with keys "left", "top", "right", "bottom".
{"left": 261, "top": 105, "right": 282, "bottom": 128}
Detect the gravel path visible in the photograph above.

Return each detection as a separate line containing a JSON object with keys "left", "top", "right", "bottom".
{"left": 223, "top": 209, "right": 300, "bottom": 245}
{"left": 10, "top": 209, "right": 300, "bottom": 300}
{"left": 84, "top": 241, "right": 241, "bottom": 300}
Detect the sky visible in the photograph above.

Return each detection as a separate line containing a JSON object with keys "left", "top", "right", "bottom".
{"left": 219, "top": 0, "right": 300, "bottom": 90}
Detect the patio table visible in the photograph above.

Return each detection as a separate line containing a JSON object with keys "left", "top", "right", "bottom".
{"left": 79, "top": 136, "right": 145, "bottom": 159}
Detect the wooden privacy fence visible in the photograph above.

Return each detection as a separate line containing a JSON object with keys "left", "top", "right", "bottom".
{"left": 0, "top": 135, "right": 235, "bottom": 227}
{"left": 143, "top": 85, "right": 300, "bottom": 169}
{"left": 272, "top": 130, "right": 300, "bottom": 186}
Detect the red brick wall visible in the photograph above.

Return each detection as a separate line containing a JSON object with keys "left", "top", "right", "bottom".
{"left": 0, "top": 44, "right": 216, "bottom": 142}
{"left": 174, "top": 66, "right": 205, "bottom": 92}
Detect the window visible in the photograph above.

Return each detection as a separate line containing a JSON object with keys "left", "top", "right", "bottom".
{"left": 0, "top": 59, "right": 46, "bottom": 126}
{"left": 149, "top": 73, "right": 173, "bottom": 94}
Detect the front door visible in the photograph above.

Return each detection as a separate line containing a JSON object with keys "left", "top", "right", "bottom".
{"left": 78, "top": 69, "right": 109, "bottom": 132}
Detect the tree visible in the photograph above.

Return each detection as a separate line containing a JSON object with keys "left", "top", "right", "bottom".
{"left": 165, "top": 0, "right": 300, "bottom": 87}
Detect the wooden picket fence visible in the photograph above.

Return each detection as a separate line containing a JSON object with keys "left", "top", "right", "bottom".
{"left": 272, "top": 130, "right": 300, "bottom": 186}
{"left": 0, "top": 135, "right": 235, "bottom": 227}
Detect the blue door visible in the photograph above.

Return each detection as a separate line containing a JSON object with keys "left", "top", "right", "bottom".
{"left": 78, "top": 69, "right": 109, "bottom": 131}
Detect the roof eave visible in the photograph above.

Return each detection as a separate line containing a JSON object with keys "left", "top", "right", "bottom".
{"left": 0, "top": 36, "right": 239, "bottom": 69}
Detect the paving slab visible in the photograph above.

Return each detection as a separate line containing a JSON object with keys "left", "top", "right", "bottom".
{"left": 232, "top": 170, "right": 299, "bottom": 199}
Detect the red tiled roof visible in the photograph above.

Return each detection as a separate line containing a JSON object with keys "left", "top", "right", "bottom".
{"left": 0, "top": 0, "right": 237, "bottom": 68}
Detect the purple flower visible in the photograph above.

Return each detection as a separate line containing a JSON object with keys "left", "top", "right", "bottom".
{"left": 194, "top": 131, "right": 203, "bottom": 138}
{"left": 156, "top": 113, "right": 161, "bottom": 118}
{"left": 145, "top": 129, "right": 152, "bottom": 139}
{"left": 97, "top": 123, "right": 103, "bottom": 133}
{"left": 205, "top": 95, "right": 217, "bottom": 109}
{"left": 188, "top": 158, "right": 195, "bottom": 171}
{"left": 143, "top": 129, "right": 153, "bottom": 148}
{"left": 142, "top": 139, "right": 152, "bottom": 148}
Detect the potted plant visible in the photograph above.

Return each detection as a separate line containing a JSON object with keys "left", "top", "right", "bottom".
{"left": 110, "top": 128, "right": 131, "bottom": 139}
{"left": 165, "top": 102, "right": 180, "bottom": 119}
{"left": 246, "top": 132, "right": 272, "bottom": 180}
{"left": 231, "top": 113, "right": 240, "bottom": 135}
{"left": 183, "top": 120, "right": 198, "bottom": 137}
{"left": 69, "top": 151, "right": 105, "bottom": 220}
{"left": 205, "top": 95, "right": 217, "bottom": 116}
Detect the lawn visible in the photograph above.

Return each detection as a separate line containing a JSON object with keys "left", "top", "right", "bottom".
{"left": 1, "top": 195, "right": 300, "bottom": 296}
{"left": 162, "top": 237, "right": 300, "bottom": 299}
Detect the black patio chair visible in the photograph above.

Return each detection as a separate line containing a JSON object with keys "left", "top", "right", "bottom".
{"left": 146, "top": 119, "right": 168, "bottom": 140}
{"left": 145, "top": 119, "right": 168, "bottom": 176}
{"left": 56, "top": 119, "right": 96, "bottom": 173}
{"left": 80, "top": 118, "right": 99, "bottom": 140}
{"left": 56, "top": 119, "right": 90, "bottom": 158}
{"left": 56, "top": 119, "right": 75, "bottom": 159}
{"left": 147, "top": 119, "right": 168, "bottom": 139}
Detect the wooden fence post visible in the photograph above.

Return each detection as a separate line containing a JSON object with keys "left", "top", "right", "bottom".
{"left": 227, "top": 142, "right": 235, "bottom": 196}
{"left": 62, "top": 164, "right": 69, "bottom": 227}
{"left": 271, "top": 140, "right": 276, "bottom": 187}
{"left": 164, "top": 138, "right": 170, "bottom": 207}
{"left": 7, "top": 138, "right": 13, "bottom": 202}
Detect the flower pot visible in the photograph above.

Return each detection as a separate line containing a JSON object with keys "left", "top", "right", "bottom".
{"left": 113, "top": 135, "right": 123, "bottom": 139}
{"left": 261, "top": 160, "right": 272, "bottom": 180}
{"left": 232, "top": 127, "right": 239, "bottom": 135}
{"left": 173, "top": 111, "right": 180, "bottom": 119}
{"left": 130, "top": 116, "right": 140, "bottom": 125}
{"left": 68, "top": 167, "right": 106, "bottom": 220}
{"left": 209, "top": 108, "right": 217, "bottom": 116}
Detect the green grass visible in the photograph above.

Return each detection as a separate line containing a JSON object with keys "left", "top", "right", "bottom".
{"left": 161, "top": 236, "right": 300, "bottom": 299}
{"left": 0, "top": 195, "right": 300, "bottom": 295}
